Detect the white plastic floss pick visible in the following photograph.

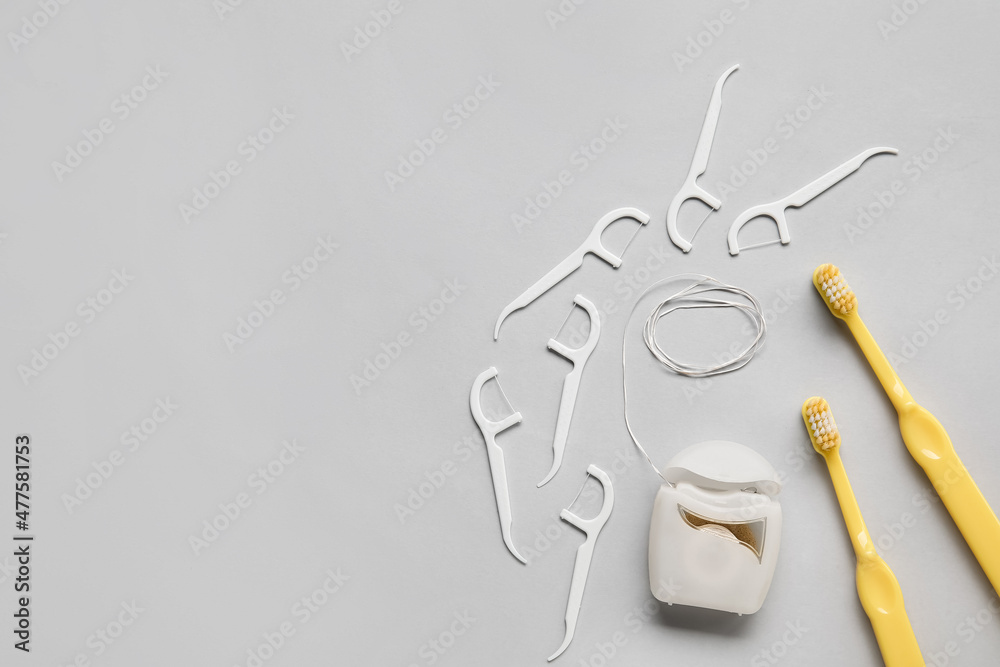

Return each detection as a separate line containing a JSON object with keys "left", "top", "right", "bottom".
{"left": 538, "top": 295, "right": 601, "bottom": 488}
{"left": 548, "top": 464, "right": 614, "bottom": 662}
{"left": 470, "top": 367, "right": 526, "bottom": 564}
{"left": 727, "top": 146, "right": 898, "bottom": 255}
{"left": 494, "top": 207, "right": 649, "bottom": 339}
{"left": 667, "top": 64, "right": 739, "bottom": 253}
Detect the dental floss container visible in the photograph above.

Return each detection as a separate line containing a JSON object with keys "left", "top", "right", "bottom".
{"left": 648, "top": 440, "right": 782, "bottom": 615}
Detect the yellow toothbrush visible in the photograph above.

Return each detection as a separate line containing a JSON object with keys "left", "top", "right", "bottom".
{"left": 813, "top": 263, "right": 1000, "bottom": 595}
{"left": 803, "top": 397, "right": 924, "bottom": 667}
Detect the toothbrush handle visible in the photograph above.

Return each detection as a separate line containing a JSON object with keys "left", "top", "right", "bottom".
{"left": 849, "top": 314, "right": 1000, "bottom": 592}
{"left": 899, "top": 404, "right": 1000, "bottom": 596}
{"left": 856, "top": 559, "right": 924, "bottom": 667}
{"left": 828, "top": 455, "right": 926, "bottom": 665}
{"left": 938, "top": 471, "right": 1000, "bottom": 595}
{"left": 846, "top": 316, "right": 913, "bottom": 410}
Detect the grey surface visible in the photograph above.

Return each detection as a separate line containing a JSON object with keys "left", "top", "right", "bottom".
{"left": 3, "top": 0, "right": 1000, "bottom": 665}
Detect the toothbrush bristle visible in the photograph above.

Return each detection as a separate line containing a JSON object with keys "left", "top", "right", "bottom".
{"left": 813, "top": 264, "right": 857, "bottom": 318}
{"left": 802, "top": 397, "right": 841, "bottom": 453}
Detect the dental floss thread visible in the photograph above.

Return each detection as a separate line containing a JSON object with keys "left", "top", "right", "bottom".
{"left": 620, "top": 274, "right": 768, "bottom": 479}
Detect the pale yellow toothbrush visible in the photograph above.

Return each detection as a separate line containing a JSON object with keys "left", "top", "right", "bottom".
{"left": 813, "top": 263, "right": 1000, "bottom": 595}
{"left": 803, "top": 397, "right": 924, "bottom": 667}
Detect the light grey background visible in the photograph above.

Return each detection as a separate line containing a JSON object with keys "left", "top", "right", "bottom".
{"left": 3, "top": 0, "right": 1000, "bottom": 665}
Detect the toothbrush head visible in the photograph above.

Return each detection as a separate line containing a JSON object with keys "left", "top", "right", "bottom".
{"left": 813, "top": 264, "right": 857, "bottom": 320}
{"left": 802, "top": 396, "right": 841, "bottom": 455}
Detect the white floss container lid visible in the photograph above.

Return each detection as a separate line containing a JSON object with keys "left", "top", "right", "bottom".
{"left": 662, "top": 440, "right": 782, "bottom": 497}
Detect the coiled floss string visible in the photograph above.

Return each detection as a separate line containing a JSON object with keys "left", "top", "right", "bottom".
{"left": 621, "top": 274, "right": 768, "bottom": 480}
